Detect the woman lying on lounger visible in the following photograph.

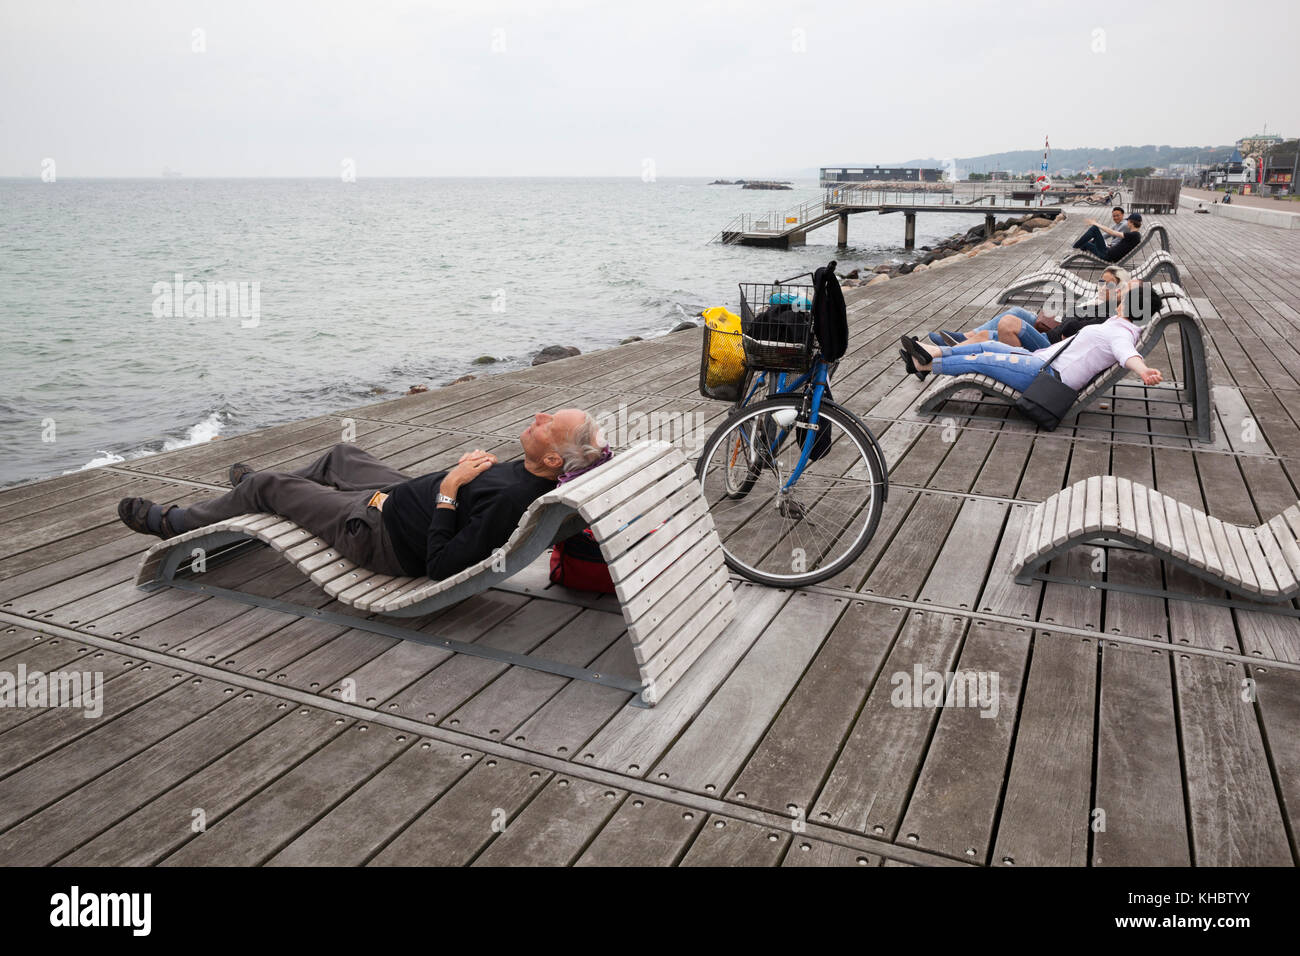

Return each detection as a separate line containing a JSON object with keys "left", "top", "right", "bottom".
{"left": 925, "top": 267, "right": 1133, "bottom": 350}
{"left": 898, "top": 282, "right": 1163, "bottom": 394}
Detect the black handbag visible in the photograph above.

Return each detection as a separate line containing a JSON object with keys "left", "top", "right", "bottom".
{"left": 1014, "top": 337, "right": 1078, "bottom": 431}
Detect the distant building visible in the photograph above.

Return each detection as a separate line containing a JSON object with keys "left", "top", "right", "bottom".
{"left": 1201, "top": 149, "right": 1257, "bottom": 189}
{"left": 820, "top": 166, "right": 943, "bottom": 185}
{"left": 1237, "top": 133, "right": 1283, "bottom": 159}
{"left": 1262, "top": 142, "right": 1298, "bottom": 196}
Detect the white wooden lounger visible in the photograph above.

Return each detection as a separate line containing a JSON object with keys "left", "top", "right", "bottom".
{"left": 1012, "top": 475, "right": 1300, "bottom": 603}
{"left": 134, "top": 440, "right": 735, "bottom": 706}
{"left": 996, "top": 250, "right": 1180, "bottom": 305}
{"left": 917, "top": 283, "right": 1214, "bottom": 442}
{"left": 1058, "top": 223, "right": 1171, "bottom": 272}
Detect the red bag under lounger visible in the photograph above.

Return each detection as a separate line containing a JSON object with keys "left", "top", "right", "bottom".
{"left": 549, "top": 528, "right": 616, "bottom": 594}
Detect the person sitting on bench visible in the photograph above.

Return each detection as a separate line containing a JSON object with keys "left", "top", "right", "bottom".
{"left": 1072, "top": 210, "right": 1142, "bottom": 260}
{"left": 118, "top": 409, "right": 609, "bottom": 580}
{"left": 927, "top": 269, "right": 1133, "bottom": 350}
{"left": 898, "top": 285, "right": 1163, "bottom": 394}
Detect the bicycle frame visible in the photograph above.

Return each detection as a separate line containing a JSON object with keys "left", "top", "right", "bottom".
{"left": 736, "top": 357, "right": 830, "bottom": 492}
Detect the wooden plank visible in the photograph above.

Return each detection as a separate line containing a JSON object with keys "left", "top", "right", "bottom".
{"left": 896, "top": 621, "right": 1031, "bottom": 863}
{"left": 380, "top": 600, "right": 580, "bottom": 722}
{"left": 576, "top": 583, "right": 789, "bottom": 775}
{"left": 441, "top": 608, "right": 628, "bottom": 739}
{"left": 574, "top": 795, "right": 703, "bottom": 866}
{"left": 1173, "top": 654, "right": 1292, "bottom": 865}
{"left": 0, "top": 686, "right": 282, "bottom": 868}
{"left": 728, "top": 601, "right": 904, "bottom": 815}
{"left": 647, "top": 591, "right": 845, "bottom": 796}
{"left": 160, "top": 720, "right": 410, "bottom": 865}
{"left": 917, "top": 499, "right": 1008, "bottom": 611}
{"left": 267, "top": 738, "right": 478, "bottom": 866}
{"left": 369, "top": 756, "right": 552, "bottom": 866}
{"left": 471, "top": 776, "right": 625, "bottom": 866}
{"left": 1251, "top": 665, "right": 1300, "bottom": 857}
{"left": 1092, "top": 644, "right": 1190, "bottom": 865}
{"left": 679, "top": 815, "right": 790, "bottom": 867}
{"left": 781, "top": 838, "right": 883, "bottom": 867}
{"left": 811, "top": 611, "right": 967, "bottom": 835}
{"left": 59, "top": 705, "right": 354, "bottom": 865}
{"left": 991, "top": 634, "right": 1097, "bottom": 866}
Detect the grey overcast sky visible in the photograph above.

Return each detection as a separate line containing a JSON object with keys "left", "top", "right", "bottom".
{"left": 1, "top": 0, "right": 1295, "bottom": 177}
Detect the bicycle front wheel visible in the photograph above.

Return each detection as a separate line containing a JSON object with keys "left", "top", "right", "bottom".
{"left": 695, "top": 397, "right": 886, "bottom": 586}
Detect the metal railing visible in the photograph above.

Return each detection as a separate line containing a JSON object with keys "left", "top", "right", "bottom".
{"left": 711, "top": 196, "right": 833, "bottom": 242}
{"left": 709, "top": 179, "right": 1100, "bottom": 243}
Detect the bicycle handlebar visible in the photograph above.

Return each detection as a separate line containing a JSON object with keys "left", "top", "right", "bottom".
{"left": 775, "top": 260, "right": 838, "bottom": 285}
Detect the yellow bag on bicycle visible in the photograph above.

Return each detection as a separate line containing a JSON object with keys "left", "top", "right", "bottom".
{"left": 701, "top": 306, "right": 745, "bottom": 391}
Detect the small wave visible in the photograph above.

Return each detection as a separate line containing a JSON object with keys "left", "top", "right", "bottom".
{"left": 65, "top": 410, "right": 229, "bottom": 474}
{"left": 72, "top": 450, "right": 127, "bottom": 471}
{"left": 160, "top": 410, "right": 227, "bottom": 451}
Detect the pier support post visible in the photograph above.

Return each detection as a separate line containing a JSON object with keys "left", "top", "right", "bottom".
{"left": 985, "top": 213, "right": 995, "bottom": 238}
{"left": 903, "top": 212, "right": 916, "bottom": 250}
{"left": 837, "top": 212, "right": 848, "bottom": 248}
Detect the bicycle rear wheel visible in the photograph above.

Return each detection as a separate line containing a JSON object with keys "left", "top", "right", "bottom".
{"left": 696, "top": 397, "right": 886, "bottom": 586}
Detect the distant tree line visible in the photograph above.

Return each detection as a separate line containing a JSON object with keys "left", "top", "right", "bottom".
{"left": 1098, "top": 167, "right": 1156, "bottom": 181}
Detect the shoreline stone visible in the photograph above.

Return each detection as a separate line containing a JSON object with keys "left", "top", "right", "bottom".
{"left": 531, "top": 345, "right": 581, "bottom": 366}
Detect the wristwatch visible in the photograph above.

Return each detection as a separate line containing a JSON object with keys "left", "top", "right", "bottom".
{"left": 436, "top": 493, "right": 458, "bottom": 509}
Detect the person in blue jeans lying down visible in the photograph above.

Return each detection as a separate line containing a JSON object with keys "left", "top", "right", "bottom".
{"left": 898, "top": 284, "right": 1164, "bottom": 394}
{"left": 927, "top": 268, "right": 1131, "bottom": 350}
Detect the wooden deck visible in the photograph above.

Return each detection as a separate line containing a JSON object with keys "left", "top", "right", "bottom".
{"left": 2, "top": 208, "right": 1298, "bottom": 867}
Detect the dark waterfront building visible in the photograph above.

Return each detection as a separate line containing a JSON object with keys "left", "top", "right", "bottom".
{"left": 820, "top": 165, "right": 943, "bottom": 185}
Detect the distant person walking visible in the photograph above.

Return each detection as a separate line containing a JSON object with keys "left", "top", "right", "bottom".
{"left": 1072, "top": 210, "right": 1142, "bottom": 261}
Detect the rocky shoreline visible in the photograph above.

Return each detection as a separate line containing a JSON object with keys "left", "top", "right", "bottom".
{"left": 709, "top": 179, "right": 794, "bottom": 188}
{"left": 838, "top": 211, "right": 1065, "bottom": 288}
{"left": 402, "top": 210, "right": 1065, "bottom": 394}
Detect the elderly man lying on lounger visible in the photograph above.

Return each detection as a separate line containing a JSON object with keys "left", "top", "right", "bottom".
{"left": 898, "top": 284, "right": 1163, "bottom": 395}
{"left": 118, "top": 409, "right": 608, "bottom": 580}
{"left": 927, "top": 267, "right": 1133, "bottom": 351}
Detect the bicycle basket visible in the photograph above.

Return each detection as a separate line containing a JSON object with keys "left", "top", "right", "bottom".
{"left": 739, "top": 282, "right": 815, "bottom": 372}
{"left": 698, "top": 306, "right": 748, "bottom": 402}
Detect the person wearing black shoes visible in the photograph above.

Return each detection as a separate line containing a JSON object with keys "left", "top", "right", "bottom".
{"left": 118, "top": 409, "right": 607, "bottom": 581}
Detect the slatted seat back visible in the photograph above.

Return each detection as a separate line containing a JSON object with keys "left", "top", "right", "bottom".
{"left": 1013, "top": 476, "right": 1300, "bottom": 602}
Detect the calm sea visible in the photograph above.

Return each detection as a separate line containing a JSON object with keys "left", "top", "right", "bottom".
{"left": 0, "top": 177, "right": 982, "bottom": 486}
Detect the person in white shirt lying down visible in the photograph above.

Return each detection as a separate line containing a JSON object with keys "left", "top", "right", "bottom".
{"left": 897, "top": 281, "right": 1163, "bottom": 393}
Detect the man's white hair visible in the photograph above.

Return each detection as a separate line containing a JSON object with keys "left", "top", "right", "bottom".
{"left": 556, "top": 411, "right": 607, "bottom": 473}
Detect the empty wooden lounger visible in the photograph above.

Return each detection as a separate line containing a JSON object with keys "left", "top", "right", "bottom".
{"left": 134, "top": 440, "right": 735, "bottom": 707}
{"left": 1059, "top": 223, "right": 1171, "bottom": 274}
{"left": 1012, "top": 475, "right": 1300, "bottom": 603}
{"left": 917, "top": 283, "right": 1214, "bottom": 442}
{"left": 996, "top": 250, "right": 1181, "bottom": 307}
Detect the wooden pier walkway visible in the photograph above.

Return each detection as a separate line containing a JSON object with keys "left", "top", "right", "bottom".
{"left": 2, "top": 207, "right": 1298, "bottom": 867}
{"left": 718, "top": 184, "right": 1066, "bottom": 248}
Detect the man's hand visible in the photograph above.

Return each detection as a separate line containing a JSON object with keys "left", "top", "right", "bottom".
{"left": 1085, "top": 218, "right": 1097, "bottom": 226}
{"left": 440, "top": 450, "right": 496, "bottom": 500}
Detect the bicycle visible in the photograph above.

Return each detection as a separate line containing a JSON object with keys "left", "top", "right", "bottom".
{"left": 695, "top": 260, "right": 889, "bottom": 587}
